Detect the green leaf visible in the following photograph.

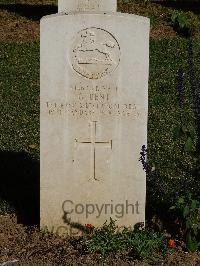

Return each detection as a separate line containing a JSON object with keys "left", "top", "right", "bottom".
{"left": 173, "top": 126, "right": 183, "bottom": 140}
{"left": 184, "top": 137, "right": 194, "bottom": 152}
{"left": 188, "top": 126, "right": 196, "bottom": 139}
{"left": 186, "top": 232, "right": 199, "bottom": 252}
{"left": 181, "top": 125, "right": 188, "bottom": 134}
{"left": 186, "top": 220, "right": 192, "bottom": 230}
{"left": 191, "top": 200, "right": 197, "bottom": 210}
{"left": 178, "top": 15, "right": 187, "bottom": 29}
{"left": 183, "top": 206, "right": 190, "bottom": 218}
{"left": 178, "top": 197, "right": 185, "bottom": 205}
{"left": 171, "top": 12, "right": 178, "bottom": 23}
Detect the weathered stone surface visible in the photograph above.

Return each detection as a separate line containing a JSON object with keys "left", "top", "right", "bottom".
{"left": 40, "top": 11, "right": 149, "bottom": 234}
{"left": 58, "top": 0, "right": 117, "bottom": 13}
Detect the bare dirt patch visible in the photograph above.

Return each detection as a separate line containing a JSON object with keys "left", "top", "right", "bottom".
{"left": 0, "top": 13, "right": 39, "bottom": 42}
{"left": 0, "top": 215, "right": 96, "bottom": 265}
{"left": 0, "top": 1, "right": 57, "bottom": 41}
{"left": 151, "top": 24, "right": 177, "bottom": 39}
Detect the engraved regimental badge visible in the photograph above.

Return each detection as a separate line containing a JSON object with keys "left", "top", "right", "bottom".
{"left": 70, "top": 27, "right": 120, "bottom": 79}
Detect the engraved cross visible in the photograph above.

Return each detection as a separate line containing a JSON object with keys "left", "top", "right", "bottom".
{"left": 75, "top": 121, "right": 112, "bottom": 181}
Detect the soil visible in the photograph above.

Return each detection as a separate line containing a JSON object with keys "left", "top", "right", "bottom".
{"left": 0, "top": 14, "right": 39, "bottom": 42}
{"left": 0, "top": 215, "right": 200, "bottom": 265}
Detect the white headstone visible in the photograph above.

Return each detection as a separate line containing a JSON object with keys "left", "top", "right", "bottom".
{"left": 41, "top": 1, "right": 150, "bottom": 235}
{"left": 58, "top": 0, "right": 117, "bottom": 13}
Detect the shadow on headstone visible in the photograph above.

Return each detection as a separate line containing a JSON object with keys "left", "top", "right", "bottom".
{"left": 62, "top": 201, "right": 86, "bottom": 233}
{"left": 0, "top": 151, "right": 39, "bottom": 226}
{"left": 0, "top": 4, "right": 57, "bottom": 21}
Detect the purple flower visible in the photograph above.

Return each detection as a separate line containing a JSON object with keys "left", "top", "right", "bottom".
{"left": 139, "top": 145, "right": 151, "bottom": 175}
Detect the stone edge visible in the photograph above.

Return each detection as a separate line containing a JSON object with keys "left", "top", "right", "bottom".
{"left": 40, "top": 12, "right": 150, "bottom": 26}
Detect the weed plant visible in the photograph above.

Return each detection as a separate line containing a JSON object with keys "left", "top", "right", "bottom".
{"left": 82, "top": 219, "right": 167, "bottom": 263}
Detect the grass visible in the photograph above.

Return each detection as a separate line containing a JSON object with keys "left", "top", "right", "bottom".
{"left": 0, "top": 43, "right": 40, "bottom": 223}
{"left": 149, "top": 39, "right": 195, "bottom": 175}
{"left": 147, "top": 38, "right": 200, "bottom": 208}
{"left": 0, "top": 42, "right": 39, "bottom": 159}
